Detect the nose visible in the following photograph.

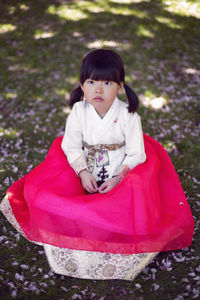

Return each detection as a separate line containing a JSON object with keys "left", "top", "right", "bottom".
{"left": 95, "top": 82, "right": 103, "bottom": 93}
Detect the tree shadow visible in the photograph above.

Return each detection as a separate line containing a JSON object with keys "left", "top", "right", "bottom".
{"left": 0, "top": 0, "right": 199, "bottom": 171}
{"left": 0, "top": 1, "right": 199, "bottom": 298}
{"left": 0, "top": 0, "right": 199, "bottom": 155}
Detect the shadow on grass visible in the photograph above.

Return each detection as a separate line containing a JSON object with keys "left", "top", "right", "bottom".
{"left": 0, "top": 1, "right": 199, "bottom": 299}
{"left": 0, "top": 0, "right": 199, "bottom": 136}
{"left": 0, "top": 0, "right": 199, "bottom": 85}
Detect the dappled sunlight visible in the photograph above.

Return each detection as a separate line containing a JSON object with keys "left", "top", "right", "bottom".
{"left": 140, "top": 95, "right": 168, "bottom": 110}
{"left": 55, "top": 88, "right": 70, "bottom": 102}
{"left": 0, "top": 127, "right": 20, "bottom": 138}
{"left": 47, "top": 5, "right": 87, "bottom": 21}
{"left": 108, "top": 7, "right": 148, "bottom": 18}
{"left": 19, "top": 4, "right": 30, "bottom": 11}
{"left": 111, "top": 0, "right": 144, "bottom": 4}
{"left": 7, "top": 6, "right": 16, "bottom": 15}
{"left": 77, "top": 1, "right": 106, "bottom": 13}
{"left": 183, "top": 68, "right": 200, "bottom": 75}
{"left": 162, "top": 140, "right": 178, "bottom": 153}
{"left": 8, "top": 63, "right": 38, "bottom": 73}
{"left": 35, "top": 96, "right": 45, "bottom": 102}
{"left": 34, "top": 30, "right": 56, "bottom": 40}
{"left": 108, "top": 6, "right": 137, "bottom": 16}
{"left": 4, "top": 92, "right": 17, "bottom": 99}
{"left": 67, "top": 76, "right": 79, "bottom": 85}
{"left": 125, "top": 75, "right": 132, "bottom": 83}
{"left": 0, "top": 0, "right": 199, "bottom": 298}
{"left": 72, "top": 31, "right": 83, "bottom": 37}
{"left": 87, "top": 40, "right": 131, "bottom": 50}
{"left": 155, "top": 16, "right": 184, "bottom": 29}
{"left": 0, "top": 24, "right": 17, "bottom": 34}
{"left": 62, "top": 0, "right": 147, "bottom": 17}
{"left": 7, "top": 3, "right": 29, "bottom": 15}
{"left": 137, "top": 25, "right": 154, "bottom": 38}
{"left": 62, "top": 106, "right": 72, "bottom": 116}
{"left": 55, "top": 88, "right": 69, "bottom": 97}
{"left": 84, "top": 6, "right": 105, "bottom": 13}
{"left": 164, "top": 0, "right": 200, "bottom": 18}
{"left": 47, "top": 1, "right": 148, "bottom": 21}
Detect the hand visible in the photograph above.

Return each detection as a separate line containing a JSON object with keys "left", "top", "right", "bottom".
{"left": 98, "top": 176, "right": 120, "bottom": 194}
{"left": 79, "top": 169, "right": 98, "bottom": 193}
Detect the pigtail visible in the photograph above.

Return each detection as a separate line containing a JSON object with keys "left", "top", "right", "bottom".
{"left": 70, "top": 86, "right": 83, "bottom": 108}
{"left": 124, "top": 83, "right": 139, "bottom": 113}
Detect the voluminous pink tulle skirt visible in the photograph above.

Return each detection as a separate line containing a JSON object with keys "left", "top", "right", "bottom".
{"left": 6, "top": 134, "right": 194, "bottom": 254}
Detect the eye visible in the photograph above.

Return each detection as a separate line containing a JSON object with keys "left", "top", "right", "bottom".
{"left": 104, "top": 81, "right": 111, "bottom": 85}
{"left": 87, "top": 80, "right": 94, "bottom": 85}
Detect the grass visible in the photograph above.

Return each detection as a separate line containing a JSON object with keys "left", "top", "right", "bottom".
{"left": 0, "top": 0, "right": 200, "bottom": 299}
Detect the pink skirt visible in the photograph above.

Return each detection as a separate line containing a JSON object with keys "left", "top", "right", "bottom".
{"left": 5, "top": 134, "right": 194, "bottom": 254}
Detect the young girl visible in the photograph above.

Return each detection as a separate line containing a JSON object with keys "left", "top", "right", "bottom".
{"left": 0, "top": 49, "right": 194, "bottom": 281}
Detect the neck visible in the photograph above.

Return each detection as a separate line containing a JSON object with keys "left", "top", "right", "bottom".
{"left": 97, "top": 111, "right": 106, "bottom": 118}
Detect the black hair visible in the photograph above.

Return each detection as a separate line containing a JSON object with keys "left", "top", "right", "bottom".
{"left": 70, "top": 49, "right": 139, "bottom": 113}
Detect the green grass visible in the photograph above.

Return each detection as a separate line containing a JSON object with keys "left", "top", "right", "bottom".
{"left": 0, "top": 0, "right": 200, "bottom": 299}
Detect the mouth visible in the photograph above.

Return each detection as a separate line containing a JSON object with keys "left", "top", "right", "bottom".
{"left": 93, "top": 97, "right": 104, "bottom": 102}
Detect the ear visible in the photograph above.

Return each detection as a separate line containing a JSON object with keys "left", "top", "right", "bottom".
{"left": 118, "top": 82, "right": 124, "bottom": 94}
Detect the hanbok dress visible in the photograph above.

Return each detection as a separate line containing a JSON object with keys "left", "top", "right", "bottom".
{"left": 0, "top": 98, "right": 194, "bottom": 280}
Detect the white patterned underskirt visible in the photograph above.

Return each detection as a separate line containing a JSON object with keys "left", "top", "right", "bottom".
{"left": 0, "top": 195, "right": 158, "bottom": 280}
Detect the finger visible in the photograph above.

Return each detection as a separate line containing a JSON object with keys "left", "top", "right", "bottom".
{"left": 83, "top": 182, "right": 93, "bottom": 193}
{"left": 84, "top": 185, "right": 92, "bottom": 193}
{"left": 98, "top": 183, "right": 105, "bottom": 191}
{"left": 99, "top": 186, "right": 110, "bottom": 194}
{"left": 88, "top": 187, "right": 95, "bottom": 194}
{"left": 82, "top": 179, "right": 94, "bottom": 193}
{"left": 92, "top": 178, "right": 98, "bottom": 191}
{"left": 99, "top": 182, "right": 108, "bottom": 192}
{"left": 88, "top": 182, "right": 97, "bottom": 193}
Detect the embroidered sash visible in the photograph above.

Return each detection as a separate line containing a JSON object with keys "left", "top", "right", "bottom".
{"left": 83, "top": 141, "right": 125, "bottom": 173}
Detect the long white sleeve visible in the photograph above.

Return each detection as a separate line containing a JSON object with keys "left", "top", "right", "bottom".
{"left": 114, "top": 112, "right": 146, "bottom": 176}
{"left": 61, "top": 104, "right": 88, "bottom": 174}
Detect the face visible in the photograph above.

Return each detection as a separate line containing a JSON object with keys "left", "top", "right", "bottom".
{"left": 81, "top": 79, "right": 123, "bottom": 117}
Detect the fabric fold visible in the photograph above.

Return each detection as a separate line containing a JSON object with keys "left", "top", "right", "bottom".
{"left": 1, "top": 134, "right": 194, "bottom": 254}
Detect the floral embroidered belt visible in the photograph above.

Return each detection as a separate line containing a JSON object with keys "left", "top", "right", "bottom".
{"left": 83, "top": 141, "right": 125, "bottom": 173}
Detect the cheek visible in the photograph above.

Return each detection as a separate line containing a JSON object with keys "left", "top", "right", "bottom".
{"left": 111, "top": 88, "right": 119, "bottom": 95}
{"left": 83, "top": 87, "right": 90, "bottom": 95}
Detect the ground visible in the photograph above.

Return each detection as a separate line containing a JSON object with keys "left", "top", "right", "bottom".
{"left": 0, "top": 0, "right": 199, "bottom": 299}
